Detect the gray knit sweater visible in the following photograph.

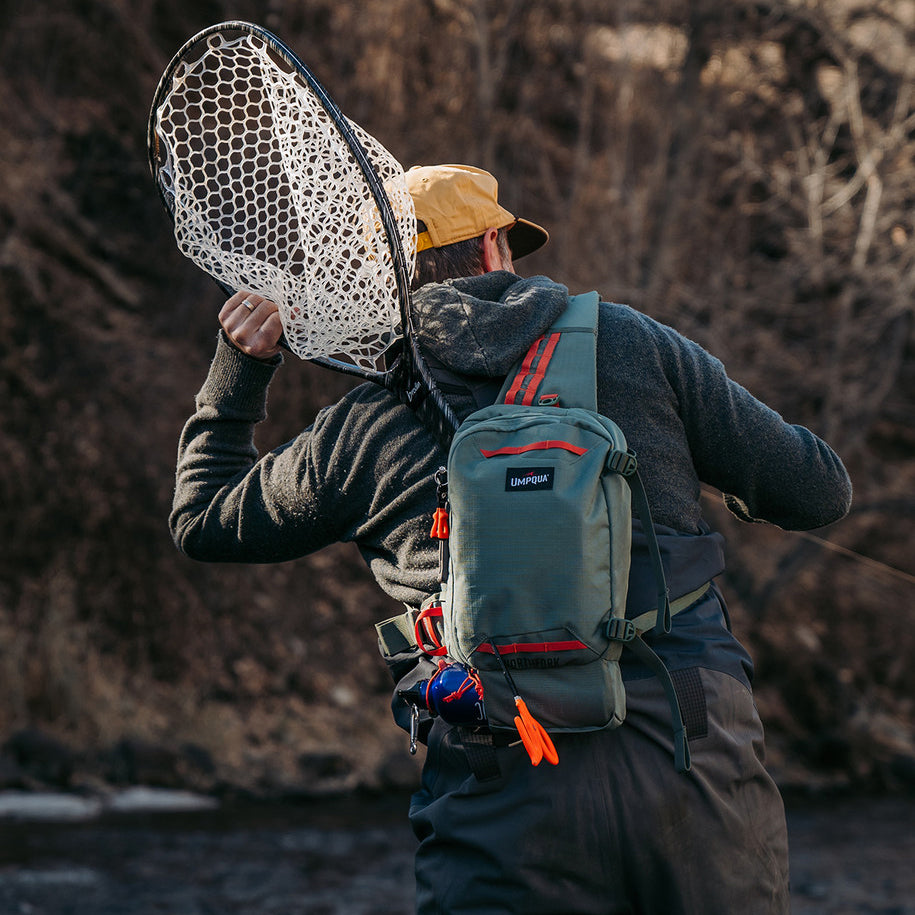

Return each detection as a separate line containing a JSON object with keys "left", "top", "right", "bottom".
{"left": 171, "top": 272, "right": 851, "bottom": 608}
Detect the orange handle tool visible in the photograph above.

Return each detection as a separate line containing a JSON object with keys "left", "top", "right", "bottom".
{"left": 489, "top": 640, "right": 558, "bottom": 767}
{"left": 514, "top": 696, "right": 559, "bottom": 767}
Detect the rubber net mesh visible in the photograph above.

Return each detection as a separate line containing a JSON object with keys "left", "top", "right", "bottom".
{"left": 153, "top": 31, "right": 415, "bottom": 368}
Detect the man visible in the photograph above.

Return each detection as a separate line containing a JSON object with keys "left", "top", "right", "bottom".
{"left": 171, "top": 163, "right": 852, "bottom": 913}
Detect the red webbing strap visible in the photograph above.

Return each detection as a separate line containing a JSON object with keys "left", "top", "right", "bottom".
{"left": 414, "top": 603, "right": 448, "bottom": 657}
{"left": 503, "top": 335, "right": 543, "bottom": 405}
{"left": 480, "top": 441, "right": 588, "bottom": 458}
{"left": 504, "top": 332, "right": 562, "bottom": 406}
{"left": 477, "top": 639, "right": 588, "bottom": 655}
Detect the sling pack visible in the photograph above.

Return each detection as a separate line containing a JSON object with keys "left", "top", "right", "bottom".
{"left": 378, "top": 292, "right": 691, "bottom": 773}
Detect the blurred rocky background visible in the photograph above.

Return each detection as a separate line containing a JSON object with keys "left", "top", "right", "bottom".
{"left": 0, "top": 0, "right": 913, "bottom": 801}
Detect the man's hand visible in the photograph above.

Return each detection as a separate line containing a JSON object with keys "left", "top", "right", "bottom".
{"left": 219, "top": 291, "right": 284, "bottom": 360}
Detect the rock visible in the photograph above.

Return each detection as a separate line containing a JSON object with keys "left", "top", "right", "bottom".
{"left": 2, "top": 729, "right": 74, "bottom": 787}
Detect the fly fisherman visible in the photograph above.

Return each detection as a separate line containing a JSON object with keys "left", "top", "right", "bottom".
{"left": 171, "top": 163, "right": 852, "bottom": 914}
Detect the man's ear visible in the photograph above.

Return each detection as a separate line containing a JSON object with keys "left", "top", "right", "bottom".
{"left": 481, "top": 226, "right": 514, "bottom": 273}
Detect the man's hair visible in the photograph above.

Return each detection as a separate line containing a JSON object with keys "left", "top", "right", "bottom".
{"left": 411, "top": 222, "right": 512, "bottom": 290}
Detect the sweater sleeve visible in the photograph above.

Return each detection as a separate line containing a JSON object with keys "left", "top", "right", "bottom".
{"left": 169, "top": 334, "right": 355, "bottom": 563}
{"left": 653, "top": 323, "right": 852, "bottom": 531}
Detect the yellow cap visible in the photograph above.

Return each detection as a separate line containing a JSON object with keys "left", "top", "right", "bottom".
{"left": 405, "top": 164, "right": 549, "bottom": 259}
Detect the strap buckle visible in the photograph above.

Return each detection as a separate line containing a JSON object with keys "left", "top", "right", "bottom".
{"left": 605, "top": 617, "right": 636, "bottom": 642}
{"left": 607, "top": 450, "right": 638, "bottom": 476}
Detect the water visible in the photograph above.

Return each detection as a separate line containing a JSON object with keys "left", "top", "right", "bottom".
{"left": 0, "top": 792, "right": 912, "bottom": 914}
{"left": 0, "top": 792, "right": 414, "bottom": 915}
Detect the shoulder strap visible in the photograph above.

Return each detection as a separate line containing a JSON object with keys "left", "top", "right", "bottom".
{"left": 500, "top": 291, "right": 600, "bottom": 410}
{"left": 424, "top": 351, "right": 503, "bottom": 413}
{"left": 499, "top": 290, "right": 672, "bottom": 630}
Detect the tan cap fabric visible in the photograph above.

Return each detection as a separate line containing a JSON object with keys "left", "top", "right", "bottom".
{"left": 406, "top": 164, "right": 549, "bottom": 259}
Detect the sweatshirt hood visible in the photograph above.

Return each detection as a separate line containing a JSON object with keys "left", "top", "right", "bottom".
{"left": 410, "top": 272, "right": 569, "bottom": 377}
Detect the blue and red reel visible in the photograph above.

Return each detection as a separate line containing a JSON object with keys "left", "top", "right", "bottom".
{"left": 419, "top": 661, "right": 486, "bottom": 726}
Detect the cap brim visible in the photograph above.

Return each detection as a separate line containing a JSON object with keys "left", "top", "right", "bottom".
{"left": 507, "top": 218, "right": 549, "bottom": 259}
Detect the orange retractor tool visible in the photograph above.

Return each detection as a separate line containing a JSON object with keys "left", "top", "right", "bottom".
{"left": 491, "top": 640, "right": 559, "bottom": 767}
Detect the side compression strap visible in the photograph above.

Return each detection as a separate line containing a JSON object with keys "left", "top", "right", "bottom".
{"left": 626, "top": 469, "right": 671, "bottom": 637}
{"left": 619, "top": 466, "right": 691, "bottom": 773}
{"left": 625, "top": 636, "right": 691, "bottom": 773}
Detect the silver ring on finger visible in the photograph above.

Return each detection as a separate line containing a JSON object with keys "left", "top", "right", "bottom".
{"left": 243, "top": 298, "right": 257, "bottom": 313}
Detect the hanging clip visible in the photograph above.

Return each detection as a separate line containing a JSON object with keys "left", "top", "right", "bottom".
{"left": 431, "top": 467, "right": 450, "bottom": 580}
{"left": 430, "top": 467, "right": 449, "bottom": 538}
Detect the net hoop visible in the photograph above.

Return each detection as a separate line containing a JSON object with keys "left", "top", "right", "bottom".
{"left": 148, "top": 21, "right": 414, "bottom": 373}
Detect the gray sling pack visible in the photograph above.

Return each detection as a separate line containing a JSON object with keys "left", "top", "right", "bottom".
{"left": 378, "top": 292, "right": 691, "bottom": 772}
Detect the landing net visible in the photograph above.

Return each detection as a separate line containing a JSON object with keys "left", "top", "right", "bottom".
{"left": 152, "top": 29, "right": 415, "bottom": 369}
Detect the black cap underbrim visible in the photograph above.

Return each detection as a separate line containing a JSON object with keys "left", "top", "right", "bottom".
{"left": 507, "top": 218, "right": 549, "bottom": 259}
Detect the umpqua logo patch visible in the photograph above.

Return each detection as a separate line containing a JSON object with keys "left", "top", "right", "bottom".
{"left": 505, "top": 466, "right": 555, "bottom": 492}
